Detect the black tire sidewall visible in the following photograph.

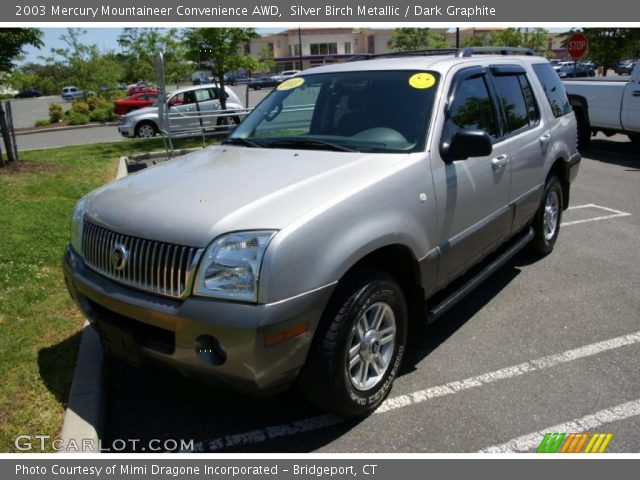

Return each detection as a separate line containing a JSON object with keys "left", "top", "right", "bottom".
{"left": 532, "top": 176, "right": 563, "bottom": 255}
{"left": 330, "top": 275, "right": 408, "bottom": 417}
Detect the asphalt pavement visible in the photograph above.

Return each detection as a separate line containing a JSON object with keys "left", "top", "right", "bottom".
{"left": 101, "top": 134, "right": 640, "bottom": 453}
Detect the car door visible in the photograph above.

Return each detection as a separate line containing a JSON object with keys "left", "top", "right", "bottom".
{"left": 621, "top": 66, "right": 640, "bottom": 132}
{"left": 429, "top": 66, "right": 512, "bottom": 288}
{"left": 489, "top": 65, "right": 549, "bottom": 233}
{"left": 167, "top": 91, "right": 198, "bottom": 132}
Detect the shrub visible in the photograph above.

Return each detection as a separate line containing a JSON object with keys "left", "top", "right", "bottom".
{"left": 71, "top": 100, "right": 89, "bottom": 115}
{"left": 49, "top": 103, "right": 64, "bottom": 123}
{"left": 89, "top": 108, "right": 113, "bottom": 123}
{"left": 67, "top": 112, "right": 90, "bottom": 126}
{"left": 34, "top": 119, "right": 50, "bottom": 127}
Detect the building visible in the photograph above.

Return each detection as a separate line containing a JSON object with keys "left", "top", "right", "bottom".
{"left": 248, "top": 28, "right": 569, "bottom": 73}
{"left": 250, "top": 28, "right": 446, "bottom": 72}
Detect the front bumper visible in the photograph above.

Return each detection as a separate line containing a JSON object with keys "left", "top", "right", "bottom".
{"left": 62, "top": 246, "right": 335, "bottom": 393}
{"left": 117, "top": 124, "right": 135, "bottom": 138}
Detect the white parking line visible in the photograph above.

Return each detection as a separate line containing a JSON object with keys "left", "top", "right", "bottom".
{"left": 478, "top": 399, "right": 640, "bottom": 453}
{"left": 562, "top": 203, "right": 631, "bottom": 227}
{"left": 192, "top": 330, "right": 640, "bottom": 451}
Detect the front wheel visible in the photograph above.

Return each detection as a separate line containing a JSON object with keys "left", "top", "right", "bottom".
{"left": 298, "top": 271, "right": 407, "bottom": 418}
{"left": 530, "top": 175, "right": 563, "bottom": 256}
{"left": 135, "top": 121, "right": 157, "bottom": 138}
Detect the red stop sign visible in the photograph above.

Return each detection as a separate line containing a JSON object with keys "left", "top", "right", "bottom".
{"left": 568, "top": 33, "right": 588, "bottom": 59}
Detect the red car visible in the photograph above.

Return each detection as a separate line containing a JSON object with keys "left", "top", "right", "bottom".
{"left": 113, "top": 92, "right": 158, "bottom": 116}
{"left": 127, "top": 84, "right": 157, "bottom": 96}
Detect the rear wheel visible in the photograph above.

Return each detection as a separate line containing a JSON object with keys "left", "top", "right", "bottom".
{"left": 574, "top": 106, "right": 591, "bottom": 149}
{"left": 298, "top": 271, "right": 407, "bottom": 418}
{"left": 135, "top": 121, "right": 157, "bottom": 138}
{"left": 217, "top": 115, "right": 241, "bottom": 129}
{"left": 530, "top": 175, "right": 563, "bottom": 256}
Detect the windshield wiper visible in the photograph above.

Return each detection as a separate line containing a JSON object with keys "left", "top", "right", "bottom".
{"left": 221, "top": 137, "right": 265, "bottom": 148}
{"left": 262, "top": 138, "right": 358, "bottom": 152}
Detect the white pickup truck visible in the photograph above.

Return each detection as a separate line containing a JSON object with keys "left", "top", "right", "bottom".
{"left": 564, "top": 63, "right": 640, "bottom": 147}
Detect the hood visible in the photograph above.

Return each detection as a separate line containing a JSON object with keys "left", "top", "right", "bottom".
{"left": 84, "top": 146, "right": 405, "bottom": 247}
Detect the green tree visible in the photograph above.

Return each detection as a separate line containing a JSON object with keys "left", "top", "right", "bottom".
{"left": 44, "top": 29, "right": 124, "bottom": 94}
{"left": 461, "top": 35, "right": 488, "bottom": 48}
{"left": 560, "top": 28, "right": 628, "bottom": 76}
{"left": 184, "top": 28, "right": 259, "bottom": 109}
{"left": 117, "top": 28, "right": 190, "bottom": 87}
{"left": 489, "top": 28, "right": 551, "bottom": 56}
{"left": 390, "top": 28, "right": 448, "bottom": 51}
{"left": 0, "top": 28, "right": 43, "bottom": 72}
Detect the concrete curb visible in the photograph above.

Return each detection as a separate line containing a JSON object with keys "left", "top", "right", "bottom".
{"left": 16, "top": 122, "right": 119, "bottom": 136}
{"left": 59, "top": 322, "right": 105, "bottom": 452}
{"left": 59, "top": 162, "right": 129, "bottom": 452}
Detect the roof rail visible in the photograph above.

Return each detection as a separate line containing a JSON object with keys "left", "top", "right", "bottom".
{"left": 347, "top": 46, "right": 537, "bottom": 62}
{"left": 456, "top": 46, "right": 536, "bottom": 57}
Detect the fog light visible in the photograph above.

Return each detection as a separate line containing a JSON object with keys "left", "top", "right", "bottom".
{"left": 195, "top": 335, "right": 226, "bottom": 365}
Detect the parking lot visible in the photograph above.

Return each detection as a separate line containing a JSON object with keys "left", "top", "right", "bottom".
{"left": 100, "top": 133, "right": 639, "bottom": 453}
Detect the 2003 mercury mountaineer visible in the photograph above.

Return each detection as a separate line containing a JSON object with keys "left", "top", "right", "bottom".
{"left": 63, "top": 47, "right": 580, "bottom": 417}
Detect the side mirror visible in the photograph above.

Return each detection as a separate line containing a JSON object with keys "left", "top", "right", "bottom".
{"left": 442, "top": 129, "right": 493, "bottom": 161}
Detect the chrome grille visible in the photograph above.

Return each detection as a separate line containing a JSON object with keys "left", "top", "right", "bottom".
{"left": 81, "top": 221, "right": 202, "bottom": 299}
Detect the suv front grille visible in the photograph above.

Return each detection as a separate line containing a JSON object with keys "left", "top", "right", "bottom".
{"left": 81, "top": 221, "right": 203, "bottom": 299}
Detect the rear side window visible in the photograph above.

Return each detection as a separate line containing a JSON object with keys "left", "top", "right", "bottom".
{"left": 492, "top": 74, "right": 540, "bottom": 133}
{"left": 532, "top": 63, "right": 572, "bottom": 118}
{"left": 446, "top": 75, "right": 498, "bottom": 138}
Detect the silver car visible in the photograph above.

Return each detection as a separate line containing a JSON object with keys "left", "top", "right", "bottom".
{"left": 64, "top": 48, "right": 580, "bottom": 417}
{"left": 117, "top": 84, "right": 244, "bottom": 138}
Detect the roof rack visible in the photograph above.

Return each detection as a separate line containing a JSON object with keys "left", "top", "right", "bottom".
{"left": 348, "top": 46, "right": 536, "bottom": 61}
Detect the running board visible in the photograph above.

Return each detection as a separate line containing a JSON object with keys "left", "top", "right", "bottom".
{"left": 427, "top": 227, "right": 534, "bottom": 323}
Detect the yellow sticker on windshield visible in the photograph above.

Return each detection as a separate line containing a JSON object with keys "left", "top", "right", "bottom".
{"left": 277, "top": 77, "right": 305, "bottom": 91}
{"left": 409, "top": 73, "right": 436, "bottom": 89}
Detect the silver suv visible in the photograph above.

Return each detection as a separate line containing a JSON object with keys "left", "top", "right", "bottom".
{"left": 63, "top": 48, "right": 580, "bottom": 417}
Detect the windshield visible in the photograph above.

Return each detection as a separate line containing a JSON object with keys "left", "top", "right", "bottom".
{"left": 227, "top": 70, "right": 440, "bottom": 153}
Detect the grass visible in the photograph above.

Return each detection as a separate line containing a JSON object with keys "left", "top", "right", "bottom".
{"left": 0, "top": 136, "right": 215, "bottom": 452}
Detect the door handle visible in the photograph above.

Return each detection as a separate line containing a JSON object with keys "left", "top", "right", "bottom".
{"left": 633, "top": 90, "right": 640, "bottom": 97}
{"left": 539, "top": 133, "right": 551, "bottom": 147}
{"left": 491, "top": 154, "right": 509, "bottom": 171}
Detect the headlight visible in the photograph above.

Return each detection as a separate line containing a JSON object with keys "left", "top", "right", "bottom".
{"left": 194, "top": 231, "right": 276, "bottom": 302}
{"left": 70, "top": 196, "right": 87, "bottom": 255}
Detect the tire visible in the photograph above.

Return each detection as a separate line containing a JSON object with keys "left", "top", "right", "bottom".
{"left": 574, "top": 106, "right": 591, "bottom": 149}
{"left": 530, "top": 175, "right": 563, "bottom": 256}
{"left": 217, "top": 115, "right": 241, "bottom": 129}
{"left": 628, "top": 134, "right": 640, "bottom": 145}
{"left": 298, "top": 270, "right": 407, "bottom": 418}
{"left": 135, "top": 121, "right": 157, "bottom": 138}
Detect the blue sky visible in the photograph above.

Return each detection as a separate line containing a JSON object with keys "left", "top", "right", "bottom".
{"left": 19, "top": 28, "right": 287, "bottom": 64}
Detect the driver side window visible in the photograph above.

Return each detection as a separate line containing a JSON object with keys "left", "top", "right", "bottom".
{"left": 445, "top": 75, "right": 498, "bottom": 139}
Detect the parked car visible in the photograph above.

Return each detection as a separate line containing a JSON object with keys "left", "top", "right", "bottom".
{"left": 223, "top": 72, "right": 247, "bottom": 86}
{"left": 127, "top": 84, "right": 156, "bottom": 96}
{"left": 65, "top": 48, "right": 580, "bottom": 418}
{"left": 61, "top": 86, "right": 84, "bottom": 100}
{"left": 248, "top": 76, "right": 280, "bottom": 90}
{"left": 14, "top": 88, "right": 42, "bottom": 98}
{"left": 270, "top": 70, "right": 301, "bottom": 82}
{"left": 552, "top": 61, "right": 575, "bottom": 71}
{"left": 113, "top": 92, "right": 159, "bottom": 116}
{"left": 117, "top": 84, "right": 244, "bottom": 138}
{"left": 615, "top": 60, "right": 636, "bottom": 75}
{"left": 557, "top": 64, "right": 595, "bottom": 78}
{"left": 564, "top": 62, "right": 640, "bottom": 147}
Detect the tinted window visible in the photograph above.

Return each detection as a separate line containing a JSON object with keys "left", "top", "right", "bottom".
{"left": 446, "top": 75, "right": 498, "bottom": 138}
{"left": 532, "top": 63, "right": 572, "bottom": 118}
{"left": 518, "top": 75, "right": 540, "bottom": 124}
{"left": 493, "top": 74, "right": 531, "bottom": 133}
